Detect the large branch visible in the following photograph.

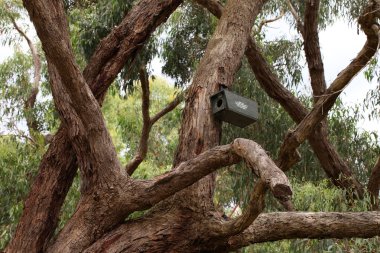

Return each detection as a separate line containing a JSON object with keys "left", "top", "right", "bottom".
{"left": 7, "top": 1, "right": 183, "bottom": 252}
{"left": 225, "top": 211, "right": 380, "bottom": 251}
{"left": 81, "top": 210, "right": 380, "bottom": 252}
{"left": 83, "top": 0, "right": 183, "bottom": 101}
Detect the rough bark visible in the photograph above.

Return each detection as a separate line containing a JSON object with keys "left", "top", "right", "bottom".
{"left": 82, "top": 211, "right": 380, "bottom": 252}
{"left": 226, "top": 212, "right": 380, "bottom": 251}
{"left": 6, "top": 0, "right": 183, "bottom": 252}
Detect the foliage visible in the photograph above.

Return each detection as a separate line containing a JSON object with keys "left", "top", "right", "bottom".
{"left": 0, "top": 136, "right": 44, "bottom": 249}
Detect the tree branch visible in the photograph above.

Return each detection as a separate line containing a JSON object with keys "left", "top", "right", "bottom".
{"left": 6, "top": 11, "right": 42, "bottom": 140}
{"left": 205, "top": 181, "right": 266, "bottom": 238}
{"left": 303, "top": 0, "right": 327, "bottom": 101}
{"left": 225, "top": 212, "right": 380, "bottom": 251}
{"left": 255, "top": 10, "right": 285, "bottom": 34}
{"left": 126, "top": 67, "right": 183, "bottom": 175}
{"left": 81, "top": 211, "right": 380, "bottom": 252}
{"left": 137, "top": 139, "right": 291, "bottom": 212}
{"left": 285, "top": 0, "right": 304, "bottom": 35}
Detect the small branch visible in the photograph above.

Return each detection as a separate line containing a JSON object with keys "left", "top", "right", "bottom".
{"left": 285, "top": 0, "right": 304, "bottom": 35}
{"left": 126, "top": 67, "right": 151, "bottom": 175}
{"left": 7, "top": 11, "right": 42, "bottom": 139}
{"left": 150, "top": 91, "right": 184, "bottom": 125}
{"left": 368, "top": 156, "right": 380, "bottom": 210}
{"left": 126, "top": 68, "right": 184, "bottom": 175}
{"left": 255, "top": 10, "right": 285, "bottom": 34}
{"left": 206, "top": 180, "right": 266, "bottom": 238}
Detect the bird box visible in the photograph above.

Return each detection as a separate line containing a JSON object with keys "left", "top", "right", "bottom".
{"left": 210, "top": 89, "right": 259, "bottom": 128}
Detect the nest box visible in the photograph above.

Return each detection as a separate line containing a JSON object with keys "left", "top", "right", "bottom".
{"left": 210, "top": 89, "right": 259, "bottom": 128}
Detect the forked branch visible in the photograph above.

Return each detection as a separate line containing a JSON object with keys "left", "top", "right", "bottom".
{"left": 126, "top": 67, "right": 183, "bottom": 175}
{"left": 136, "top": 139, "right": 291, "bottom": 212}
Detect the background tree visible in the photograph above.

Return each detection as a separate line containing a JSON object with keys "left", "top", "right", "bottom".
{"left": 1, "top": 0, "right": 380, "bottom": 252}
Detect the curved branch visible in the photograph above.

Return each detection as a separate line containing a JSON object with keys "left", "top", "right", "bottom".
{"left": 126, "top": 68, "right": 184, "bottom": 175}
{"left": 255, "top": 10, "right": 285, "bottom": 34}
{"left": 126, "top": 67, "right": 151, "bottom": 175}
{"left": 136, "top": 139, "right": 291, "bottom": 211}
{"left": 205, "top": 181, "right": 266, "bottom": 238}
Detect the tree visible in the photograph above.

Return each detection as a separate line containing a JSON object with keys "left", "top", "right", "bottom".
{"left": 2, "top": 0, "right": 380, "bottom": 252}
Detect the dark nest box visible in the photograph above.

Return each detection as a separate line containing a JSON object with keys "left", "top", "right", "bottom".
{"left": 210, "top": 88, "right": 259, "bottom": 128}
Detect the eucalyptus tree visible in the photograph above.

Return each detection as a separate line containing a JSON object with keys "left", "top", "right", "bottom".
{"left": 2, "top": 0, "right": 380, "bottom": 252}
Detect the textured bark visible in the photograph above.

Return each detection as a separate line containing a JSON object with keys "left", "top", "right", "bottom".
{"left": 303, "top": 0, "right": 327, "bottom": 101}
{"left": 6, "top": 0, "right": 183, "bottom": 252}
{"left": 83, "top": 211, "right": 380, "bottom": 252}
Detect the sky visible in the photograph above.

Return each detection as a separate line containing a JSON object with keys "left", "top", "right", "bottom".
{"left": 1, "top": 17, "right": 379, "bottom": 135}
